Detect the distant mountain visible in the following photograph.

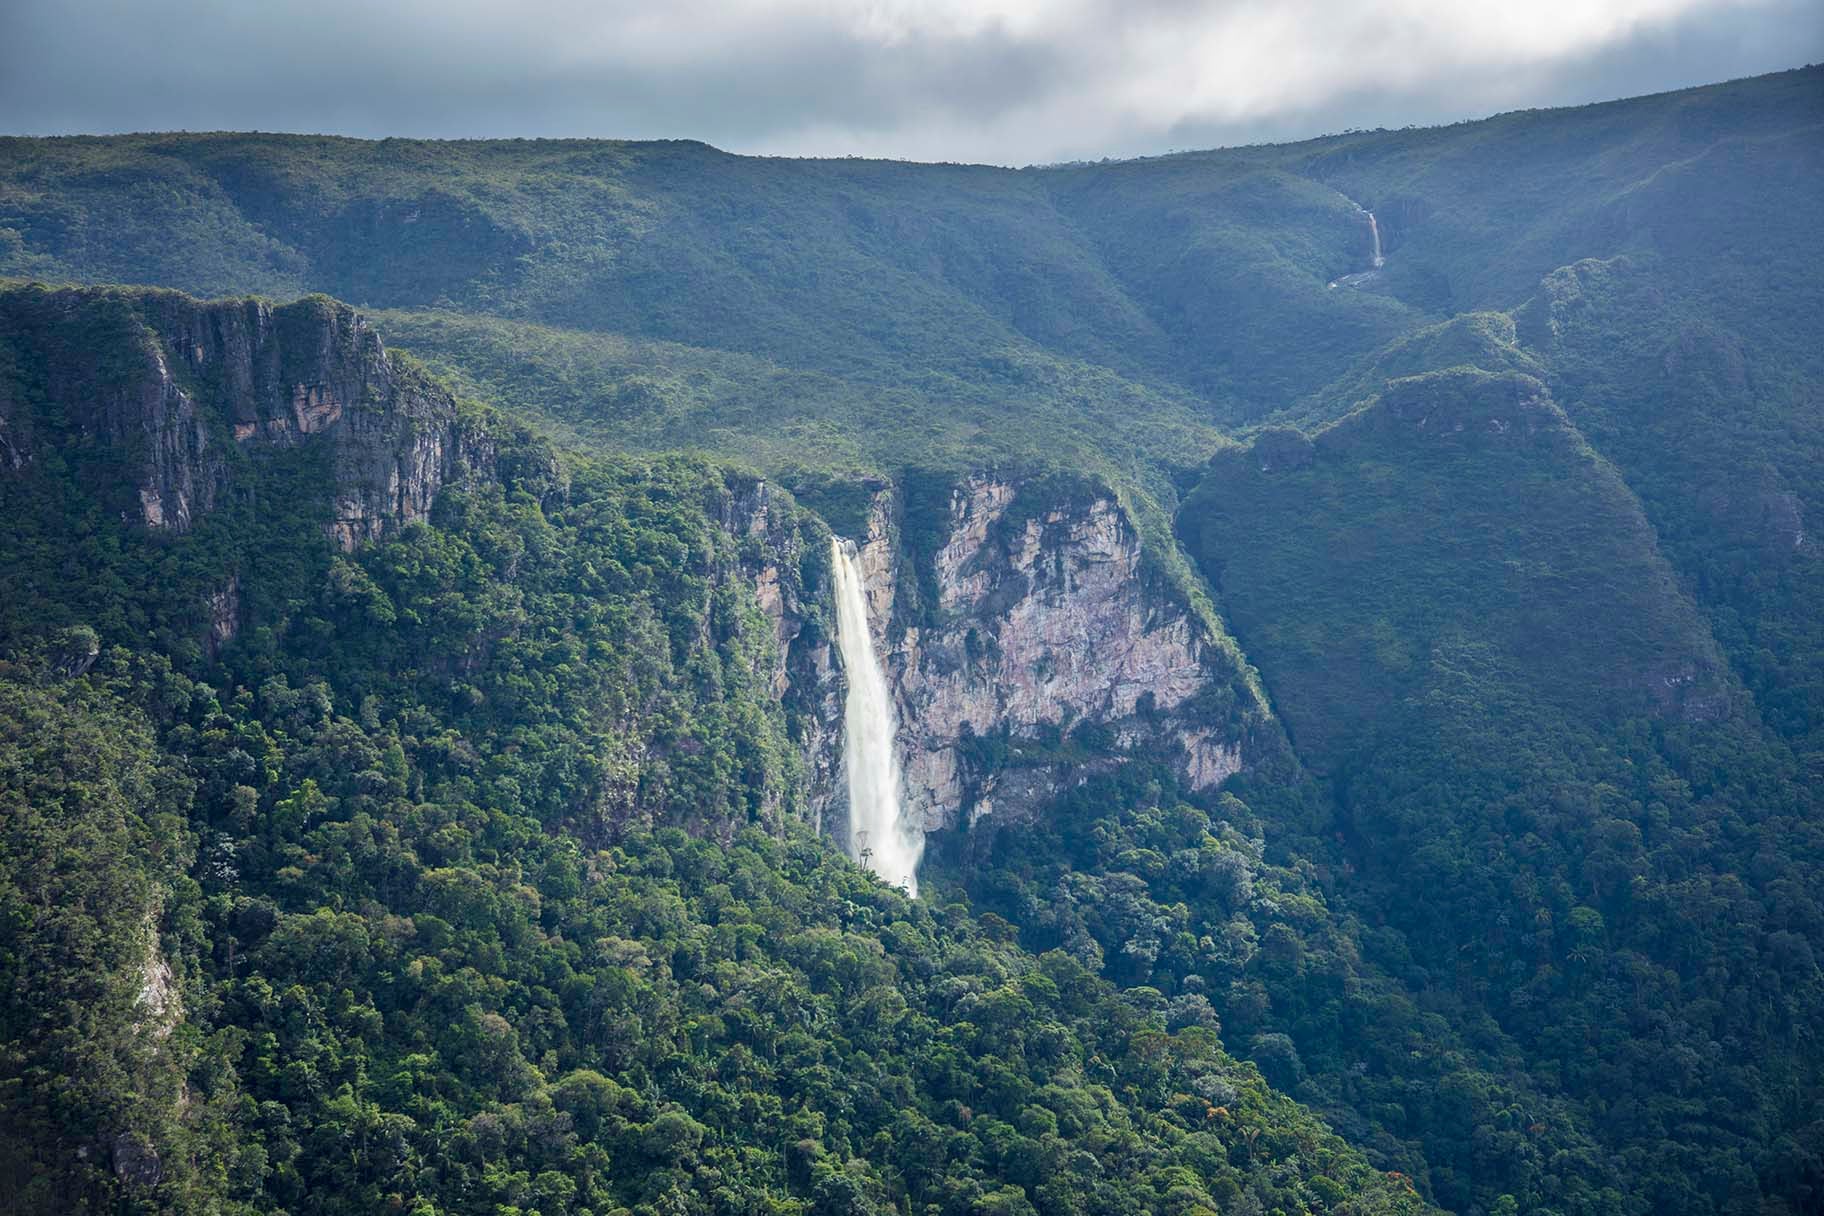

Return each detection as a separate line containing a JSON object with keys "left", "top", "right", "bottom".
{"left": 0, "top": 67, "right": 1813, "bottom": 430}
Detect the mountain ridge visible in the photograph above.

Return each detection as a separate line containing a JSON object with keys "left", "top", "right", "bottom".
{"left": 3, "top": 66, "right": 1815, "bottom": 430}
{"left": 15, "top": 62, "right": 1813, "bottom": 167}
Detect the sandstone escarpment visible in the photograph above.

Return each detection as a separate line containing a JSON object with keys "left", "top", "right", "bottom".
{"left": 1, "top": 285, "right": 500, "bottom": 550}
{"left": 712, "top": 470, "right": 1263, "bottom": 853}
{"left": 846, "top": 475, "right": 1262, "bottom": 839}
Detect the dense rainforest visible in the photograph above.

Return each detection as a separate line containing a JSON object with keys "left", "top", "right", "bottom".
{"left": 1, "top": 65, "right": 1821, "bottom": 1216}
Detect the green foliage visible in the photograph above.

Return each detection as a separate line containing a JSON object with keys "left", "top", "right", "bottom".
{"left": 0, "top": 346, "right": 1426, "bottom": 1213}
{"left": 0, "top": 669, "right": 243, "bottom": 1213}
{"left": 1184, "top": 368, "right": 1730, "bottom": 763}
{"left": 1175, "top": 368, "right": 1824, "bottom": 1213}
{"left": 2, "top": 68, "right": 1815, "bottom": 437}
{"left": 1, "top": 64, "right": 1821, "bottom": 1216}
{"left": 1519, "top": 249, "right": 1824, "bottom": 762}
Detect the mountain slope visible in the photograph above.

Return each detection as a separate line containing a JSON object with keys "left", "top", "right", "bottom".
{"left": 1, "top": 67, "right": 1816, "bottom": 431}
{"left": 1176, "top": 368, "right": 1823, "bottom": 1213}
{"left": 0, "top": 283, "right": 1433, "bottom": 1216}
{"left": 1182, "top": 369, "right": 1736, "bottom": 767}
{"left": 1519, "top": 244, "right": 1824, "bottom": 761}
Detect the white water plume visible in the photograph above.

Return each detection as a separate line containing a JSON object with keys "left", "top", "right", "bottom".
{"left": 1327, "top": 199, "right": 1388, "bottom": 288}
{"left": 830, "top": 537, "right": 922, "bottom": 895}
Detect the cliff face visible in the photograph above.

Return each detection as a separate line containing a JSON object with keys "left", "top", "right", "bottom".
{"left": 845, "top": 475, "right": 1260, "bottom": 841}
{"left": 711, "top": 473, "right": 845, "bottom": 832}
{"left": 706, "top": 470, "right": 1260, "bottom": 854}
{"left": 1, "top": 286, "right": 499, "bottom": 550}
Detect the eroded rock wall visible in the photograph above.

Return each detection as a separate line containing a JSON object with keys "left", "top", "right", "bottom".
{"left": 3, "top": 286, "right": 502, "bottom": 550}
{"left": 710, "top": 470, "right": 1262, "bottom": 852}
{"left": 829, "top": 474, "right": 1262, "bottom": 841}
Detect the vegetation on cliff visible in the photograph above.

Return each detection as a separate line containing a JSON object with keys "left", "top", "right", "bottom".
{"left": 0, "top": 286, "right": 1430, "bottom": 1215}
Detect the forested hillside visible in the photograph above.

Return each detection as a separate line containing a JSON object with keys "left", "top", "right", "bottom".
{"left": 2, "top": 66, "right": 1822, "bottom": 1216}
{"left": 1176, "top": 368, "right": 1823, "bottom": 1212}
{"left": 1, "top": 67, "right": 1814, "bottom": 437}
{"left": 0, "top": 285, "right": 1431, "bottom": 1215}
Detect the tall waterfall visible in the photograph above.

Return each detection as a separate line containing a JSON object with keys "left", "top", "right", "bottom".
{"left": 830, "top": 537, "right": 922, "bottom": 895}
{"left": 1327, "top": 203, "right": 1387, "bottom": 289}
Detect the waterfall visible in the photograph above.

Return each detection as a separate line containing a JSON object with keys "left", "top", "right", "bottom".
{"left": 1328, "top": 201, "right": 1386, "bottom": 289}
{"left": 830, "top": 537, "right": 922, "bottom": 895}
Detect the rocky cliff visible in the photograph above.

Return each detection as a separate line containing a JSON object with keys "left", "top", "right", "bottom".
{"left": 830, "top": 474, "right": 1266, "bottom": 847}
{"left": 703, "top": 469, "right": 1267, "bottom": 856}
{"left": 0, "top": 285, "right": 504, "bottom": 550}
{"left": 709, "top": 472, "right": 846, "bottom": 832}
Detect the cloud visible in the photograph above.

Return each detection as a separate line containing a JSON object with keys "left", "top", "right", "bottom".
{"left": 0, "top": 0, "right": 1817, "bottom": 162}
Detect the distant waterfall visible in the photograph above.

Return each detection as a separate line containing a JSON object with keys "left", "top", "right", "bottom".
{"left": 830, "top": 537, "right": 922, "bottom": 895}
{"left": 1327, "top": 201, "right": 1387, "bottom": 289}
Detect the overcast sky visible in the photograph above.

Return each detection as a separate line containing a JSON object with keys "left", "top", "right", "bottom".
{"left": 2, "top": 0, "right": 1818, "bottom": 164}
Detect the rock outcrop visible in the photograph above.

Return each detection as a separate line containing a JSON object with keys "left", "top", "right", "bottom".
{"left": 3, "top": 284, "right": 1261, "bottom": 862}
{"left": 0, "top": 285, "right": 500, "bottom": 550}
{"left": 0, "top": 400, "right": 27, "bottom": 471}
{"left": 845, "top": 475, "right": 1261, "bottom": 841}
{"left": 706, "top": 470, "right": 1263, "bottom": 854}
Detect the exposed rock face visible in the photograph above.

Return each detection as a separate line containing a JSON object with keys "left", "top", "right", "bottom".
{"left": 711, "top": 474, "right": 846, "bottom": 831}
{"left": 97, "top": 910, "right": 184, "bottom": 1191}
{"left": 50, "top": 626, "right": 101, "bottom": 679}
{"left": 205, "top": 576, "right": 241, "bottom": 658}
{"left": 134, "top": 915, "right": 181, "bottom": 1042}
{"left": 708, "top": 472, "right": 1259, "bottom": 852}
{"left": 2, "top": 286, "right": 499, "bottom": 550}
{"left": 1646, "top": 659, "right": 1733, "bottom": 723}
{"left": 6, "top": 285, "right": 1255, "bottom": 859}
{"left": 110, "top": 1132, "right": 162, "bottom": 1189}
{"left": 0, "top": 394, "right": 29, "bottom": 471}
{"left": 856, "top": 476, "right": 1257, "bottom": 837}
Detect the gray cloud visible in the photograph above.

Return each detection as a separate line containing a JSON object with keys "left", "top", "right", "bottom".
{"left": 1, "top": 0, "right": 1818, "bottom": 163}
